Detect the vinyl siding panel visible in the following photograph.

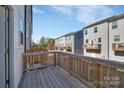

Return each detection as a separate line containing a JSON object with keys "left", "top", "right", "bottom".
{"left": 84, "top": 22, "right": 108, "bottom": 59}
{"left": 12, "top": 5, "right": 25, "bottom": 87}
{"left": 109, "top": 18, "right": 124, "bottom": 62}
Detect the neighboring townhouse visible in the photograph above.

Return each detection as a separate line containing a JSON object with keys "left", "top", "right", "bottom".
{"left": 0, "top": 5, "right": 32, "bottom": 88}
{"left": 74, "top": 30, "right": 83, "bottom": 55}
{"left": 55, "top": 30, "right": 83, "bottom": 55}
{"left": 64, "top": 32, "right": 75, "bottom": 53}
{"left": 83, "top": 13, "right": 124, "bottom": 62}
{"left": 55, "top": 32, "right": 74, "bottom": 53}
{"left": 55, "top": 36, "right": 66, "bottom": 51}
{"left": 109, "top": 14, "right": 124, "bottom": 62}
{"left": 83, "top": 18, "right": 110, "bottom": 59}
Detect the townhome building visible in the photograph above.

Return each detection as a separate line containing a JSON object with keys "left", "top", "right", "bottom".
{"left": 55, "top": 30, "right": 83, "bottom": 55}
{"left": 74, "top": 30, "right": 84, "bottom": 55}
{"left": 83, "top": 13, "right": 124, "bottom": 62}
{"left": 0, "top": 5, "right": 32, "bottom": 88}
{"left": 83, "top": 18, "right": 110, "bottom": 59}
{"left": 109, "top": 14, "right": 124, "bottom": 62}
{"left": 64, "top": 32, "right": 75, "bottom": 53}
{"left": 55, "top": 33, "right": 71, "bottom": 52}
{"left": 55, "top": 36, "right": 66, "bottom": 51}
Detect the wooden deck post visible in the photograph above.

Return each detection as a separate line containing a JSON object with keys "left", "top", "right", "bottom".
{"left": 23, "top": 55, "right": 26, "bottom": 72}
{"left": 69, "top": 56, "right": 73, "bottom": 75}
{"left": 58, "top": 52, "right": 60, "bottom": 66}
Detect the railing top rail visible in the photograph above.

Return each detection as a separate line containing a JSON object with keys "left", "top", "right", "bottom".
{"left": 58, "top": 51, "right": 124, "bottom": 69}
{"left": 23, "top": 51, "right": 124, "bottom": 69}
{"left": 84, "top": 44, "right": 101, "bottom": 45}
{"left": 23, "top": 51, "right": 54, "bottom": 56}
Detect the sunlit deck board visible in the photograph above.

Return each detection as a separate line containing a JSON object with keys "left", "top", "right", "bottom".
{"left": 18, "top": 66, "right": 87, "bottom": 88}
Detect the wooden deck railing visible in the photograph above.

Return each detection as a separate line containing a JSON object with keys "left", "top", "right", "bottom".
{"left": 23, "top": 51, "right": 124, "bottom": 88}
{"left": 83, "top": 44, "right": 101, "bottom": 50}
{"left": 112, "top": 43, "right": 124, "bottom": 51}
{"left": 23, "top": 52, "right": 56, "bottom": 71}
{"left": 27, "top": 47, "right": 48, "bottom": 52}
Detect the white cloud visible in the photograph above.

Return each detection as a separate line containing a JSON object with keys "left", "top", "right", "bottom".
{"left": 50, "top": 5, "right": 114, "bottom": 25}
{"left": 33, "top": 7, "right": 44, "bottom": 15}
{"left": 50, "top": 5, "right": 74, "bottom": 16}
{"left": 77, "top": 6, "right": 114, "bottom": 24}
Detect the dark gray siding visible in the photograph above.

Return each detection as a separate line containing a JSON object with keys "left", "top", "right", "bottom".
{"left": 74, "top": 30, "right": 83, "bottom": 55}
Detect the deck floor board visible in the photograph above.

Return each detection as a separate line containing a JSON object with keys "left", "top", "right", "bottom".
{"left": 18, "top": 66, "right": 87, "bottom": 88}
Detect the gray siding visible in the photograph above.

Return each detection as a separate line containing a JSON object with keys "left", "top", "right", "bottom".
{"left": 13, "top": 5, "right": 25, "bottom": 87}
{"left": 74, "top": 30, "right": 83, "bottom": 55}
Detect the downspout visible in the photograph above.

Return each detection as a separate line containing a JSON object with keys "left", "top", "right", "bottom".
{"left": 30, "top": 5, "right": 33, "bottom": 47}
{"left": 24, "top": 5, "right": 26, "bottom": 53}
{"left": 107, "top": 20, "right": 109, "bottom": 60}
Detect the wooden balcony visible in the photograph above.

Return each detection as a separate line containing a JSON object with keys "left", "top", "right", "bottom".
{"left": 27, "top": 47, "right": 48, "bottom": 53}
{"left": 65, "top": 46, "right": 72, "bottom": 52}
{"left": 19, "top": 51, "right": 124, "bottom": 88}
{"left": 112, "top": 43, "right": 124, "bottom": 51}
{"left": 83, "top": 44, "right": 101, "bottom": 50}
{"left": 18, "top": 66, "right": 85, "bottom": 88}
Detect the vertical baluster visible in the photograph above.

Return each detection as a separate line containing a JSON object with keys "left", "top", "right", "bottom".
{"left": 29, "top": 55, "right": 31, "bottom": 70}
{"left": 69, "top": 55, "right": 72, "bottom": 75}
{"left": 23, "top": 55, "right": 26, "bottom": 71}
{"left": 54, "top": 53, "right": 56, "bottom": 66}
{"left": 58, "top": 53, "right": 60, "bottom": 66}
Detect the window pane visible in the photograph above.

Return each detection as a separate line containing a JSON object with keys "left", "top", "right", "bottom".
{"left": 86, "top": 39, "right": 88, "bottom": 43}
{"left": 98, "top": 38, "right": 101, "bottom": 42}
{"left": 94, "top": 27, "right": 97, "bottom": 33}
{"left": 112, "top": 21, "right": 118, "bottom": 29}
{"left": 114, "top": 35, "right": 120, "bottom": 42}
{"left": 85, "top": 30, "right": 87, "bottom": 35}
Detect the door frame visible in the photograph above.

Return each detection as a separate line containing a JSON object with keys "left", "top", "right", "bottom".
{"left": 3, "top": 5, "right": 14, "bottom": 88}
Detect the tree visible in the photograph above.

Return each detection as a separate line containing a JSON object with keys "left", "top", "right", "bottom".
{"left": 39, "top": 36, "right": 47, "bottom": 50}
{"left": 39, "top": 36, "right": 55, "bottom": 50}
{"left": 31, "top": 40, "right": 38, "bottom": 47}
{"left": 47, "top": 38, "right": 55, "bottom": 50}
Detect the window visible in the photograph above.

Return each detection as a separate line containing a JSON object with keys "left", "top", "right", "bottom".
{"left": 85, "top": 30, "right": 88, "bottom": 35}
{"left": 86, "top": 39, "right": 88, "bottom": 43}
{"left": 65, "top": 37, "right": 67, "bottom": 40}
{"left": 115, "top": 51, "right": 124, "bottom": 56}
{"left": 98, "top": 38, "right": 101, "bottom": 42}
{"left": 112, "top": 21, "right": 118, "bottom": 29}
{"left": 94, "top": 27, "right": 97, "bottom": 33}
{"left": 91, "top": 40, "right": 93, "bottom": 45}
{"left": 20, "top": 31, "right": 24, "bottom": 44}
{"left": 114, "top": 35, "right": 120, "bottom": 42}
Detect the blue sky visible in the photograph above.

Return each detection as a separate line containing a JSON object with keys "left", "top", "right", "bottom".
{"left": 33, "top": 5, "right": 124, "bottom": 42}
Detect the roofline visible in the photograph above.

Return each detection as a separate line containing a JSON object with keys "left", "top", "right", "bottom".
{"left": 54, "top": 29, "right": 84, "bottom": 40}
{"left": 83, "top": 13, "right": 124, "bottom": 29}
{"left": 55, "top": 13, "right": 124, "bottom": 40}
{"left": 83, "top": 17, "right": 114, "bottom": 29}
{"left": 109, "top": 13, "right": 124, "bottom": 22}
{"left": 54, "top": 32, "right": 74, "bottom": 40}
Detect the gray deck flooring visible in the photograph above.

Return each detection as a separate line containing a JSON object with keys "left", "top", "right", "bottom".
{"left": 18, "top": 66, "right": 87, "bottom": 88}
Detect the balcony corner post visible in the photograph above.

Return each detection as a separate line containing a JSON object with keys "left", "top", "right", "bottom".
{"left": 54, "top": 52, "right": 56, "bottom": 66}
